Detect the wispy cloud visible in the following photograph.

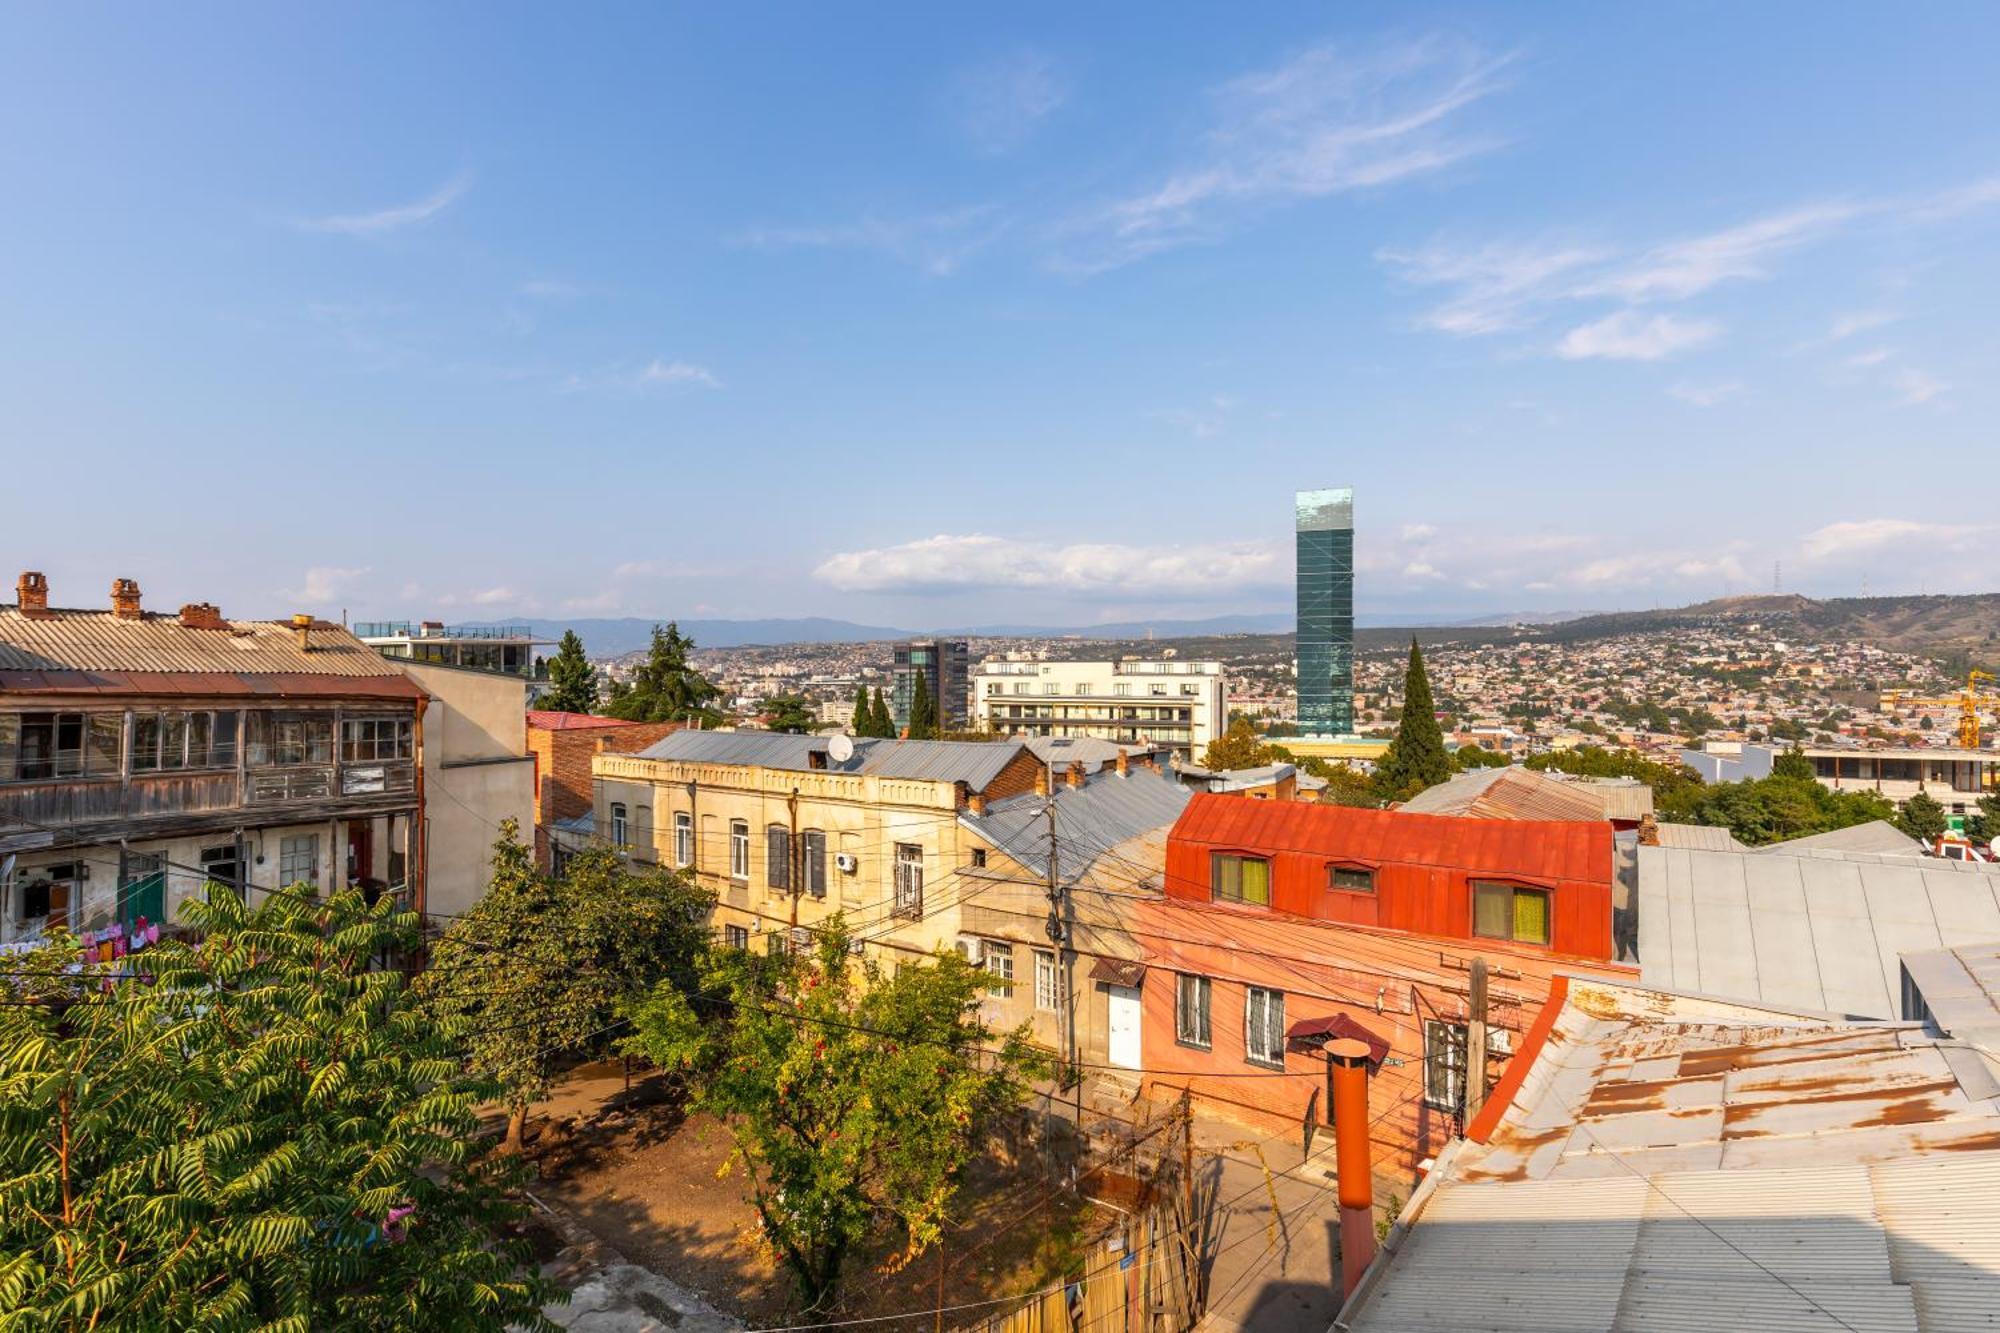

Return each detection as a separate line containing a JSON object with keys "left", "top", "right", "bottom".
{"left": 518, "top": 278, "right": 580, "bottom": 299}
{"left": 734, "top": 206, "right": 1006, "bottom": 277}
{"left": 1889, "top": 367, "right": 1947, "bottom": 406}
{"left": 284, "top": 566, "right": 369, "bottom": 604}
{"left": 561, "top": 358, "right": 722, "bottom": 393}
{"left": 1574, "top": 203, "right": 1858, "bottom": 303}
{"left": 1825, "top": 309, "right": 1899, "bottom": 341}
{"left": 950, "top": 49, "right": 1068, "bottom": 154}
{"left": 1799, "top": 517, "right": 1988, "bottom": 561}
{"left": 1844, "top": 345, "right": 1895, "bottom": 368}
{"left": 296, "top": 171, "right": 472, "bottom": 237}
{"left": 1556, "top": 312, "right": 1719, "bottom": 362}
{"left": 1667, "top": 380, "right": 1743, "bottom": 407}
{"left": 814, "top": 533, "right": 1282, "bottom": 596}
{"left": 1056, "top": 37, "right": 1512, "bottom": 273}
{"left": 1378, "top": 239, "right": 1606, "bottom": 335}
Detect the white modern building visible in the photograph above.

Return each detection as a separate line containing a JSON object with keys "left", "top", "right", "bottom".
{"left": 971, "top": 659, "right": 1226, "bottom": 756}
{"left": 1684, "top": 740, "right": 2000, "bottom": 816}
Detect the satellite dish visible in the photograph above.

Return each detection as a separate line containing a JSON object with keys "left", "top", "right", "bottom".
{"left": 827, "top": 733, "right": 855, "bottom": 764}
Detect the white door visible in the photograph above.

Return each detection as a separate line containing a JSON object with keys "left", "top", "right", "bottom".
{"left": 1107, "top": 984, "right": 1142, "bottom": 1069}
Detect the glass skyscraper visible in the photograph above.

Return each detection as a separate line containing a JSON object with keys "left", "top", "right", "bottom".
{"left": 1295, "top": 488, "right": 1355, "bottom": 736}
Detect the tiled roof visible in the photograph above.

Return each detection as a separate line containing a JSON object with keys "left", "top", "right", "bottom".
{"left": 0, "top": 607, "right": 404, "bottom": 677}
{"left": 1171, "top": 793, "right": 1613, "bottom": 886}
{"left": 1344, "top": 978, "right": 2000, "bottom": 1333}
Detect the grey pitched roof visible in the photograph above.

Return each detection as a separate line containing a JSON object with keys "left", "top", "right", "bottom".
{"left": 635, "top": 728, "right": 1028, "bottom": 790}
{"left": 962, "top": 768, "right": 1190, "bottom": 884}
{"left": 1759, "top": 819, "right": 1926, "bottom": 857}
{"left": 1021, "top": 735, "right": 1172, "bottom": 774}
{"left": 1637, "top": 842, "right": 2000, "bottom": 1018}
{"left": 1652, "top": 821, "right": 1750, "bottom": 852}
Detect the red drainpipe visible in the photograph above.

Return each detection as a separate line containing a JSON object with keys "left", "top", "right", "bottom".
{"left": 1328, "top": 1036, "right": 1377, "bottom": 1297}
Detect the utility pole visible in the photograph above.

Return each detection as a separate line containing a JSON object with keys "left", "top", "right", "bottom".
{"left": 1465, "top": 957, "right": 1489, "bottom": 1125}
{"left": 1043, "top": 771, "right": 1081, "bottom": 1181}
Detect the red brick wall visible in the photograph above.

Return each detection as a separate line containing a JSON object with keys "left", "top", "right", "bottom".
{"left": 527, "top": 719, "right": 680, "bottom": 828}
{"left": 979, "top": 746, "right": 1050, "bottom": 805}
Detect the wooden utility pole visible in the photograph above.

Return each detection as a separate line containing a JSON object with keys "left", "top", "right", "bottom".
{"left": 1465, "top": 957, "right": 1489, "bottom": 1125}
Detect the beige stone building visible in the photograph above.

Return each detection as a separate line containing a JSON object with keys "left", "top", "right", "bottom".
{"left": 591, "top": 730, "right": 1044, "bottom": 963}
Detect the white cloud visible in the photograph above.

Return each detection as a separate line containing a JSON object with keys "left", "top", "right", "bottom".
{"left": 1576, "top": 203, "right": 1857, "bottom": 303}
{"left": 519, "top": 278, "right": 580, "bottom": 299}
{"left": 1059, "top": 37, "right": 1511, "bottom": 272}
{"left": 638, "top": 359, "right": 720, "bottom": 389}
{"left": 812, "top": 534, "right": 1282, "bottom": 596}
{"left": 1844, "top": 346, "right": 1895, "bottom": 368}
{"left": 1799, "top": 518, "right": 1988, "bottom": 561}
{"left": 951, "top": 50, "right": 1068, "bottom": 153}
{"left": 1399, "top": 522, "right": 1438, "bottom": 541}
{"left": 1402, "top": 561, "right": 1445, "bottom": 580}
{"left": 1667, "top": 380, "right": 1743, "bottom": 407}
{"left": 470, "top": 586, "right": 516, "bottom": 606}
{"left": 561, "top": 359, "right": 721, "bottom": 393}
{"left": 1378, "top": 239, "right": 1606, "bottom": 335}
{"left": 1826, "top": 309, "right": 1898, "bottom": 341}
{"left": 296, "top": 171, "right": 472, "bottom": 237}
{"left": 1889, "top": 367, "right": 1947, "bottom": 406}
{"left": 1556, "top": 312, "right": 1719, "bottom": 362}
{"left": 285, "top": 566, "right": 368, "bottom": 603}
{"left": 735, "top": 206, "right": 1005, "bottom": 277}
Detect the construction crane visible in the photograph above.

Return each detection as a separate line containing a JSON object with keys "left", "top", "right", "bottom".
{"left": 1888, "top": 669, "right": 2000, "bottom": 749}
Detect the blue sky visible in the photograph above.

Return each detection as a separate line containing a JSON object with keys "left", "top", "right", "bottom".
{"left": 4, "top": 4, "right": 1997, "bottom": 629}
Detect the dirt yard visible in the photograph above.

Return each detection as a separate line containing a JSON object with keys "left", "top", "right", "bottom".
{"left": 514, "top": 1061, "right": 1110, "bottom": 1327}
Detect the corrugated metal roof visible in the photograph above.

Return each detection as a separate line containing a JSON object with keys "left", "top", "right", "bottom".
{"left": 1637, "top": 844, "right": 2000, "bottom": 1018}
{"left": 1398, "top": 765, "right": 1628, "bottom": 822}
{"left": 963, "top": 768, "right": 1189, "bottom": 883}
{"left": 1346, "top": 979, "right": 2000, "bottom": 1333}
{"left": 1172, "top": 792, "right": 1612, "bottom": 886}
{"left": 526, "top": 710, "right": 661, "bottom": 732}
{"left": 635, "top": 728, "right": 1029, "bottom": 790}
{"left": 1759, "top": 820, "right": 1926, "bottom": 857}
{"left": 1021, "top": 735, "right": 1173, "bottom": 774}
{"left": 0, "top": 608, "right": 405, "bottom": 677}
{"left": 1653, "top": 822, "right": 1750, "bottom": 852}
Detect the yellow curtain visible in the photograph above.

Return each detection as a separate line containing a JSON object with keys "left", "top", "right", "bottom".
{"left": 1513, "top": 889, "right": 1549, "bottom": 944}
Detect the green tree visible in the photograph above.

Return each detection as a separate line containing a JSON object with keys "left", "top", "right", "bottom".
{"left": 1202, "top": 716, "right": 1277, "bottom": 770}
{"left": 602, "top": 623, "right": 724, "bottom": 725}
{"left": 1526, "top": 745, "right": 1703, "bottom": 807}
{"left": 539, "top": 629, "right": 599, "bottom": 715}
{"left": 623, "top": 921, "right": 1043, "bottom": 1317}
{"left": 869, "top": 687, "right": 894, "bottom": 739}
{"left": 906, "top": 672, "right": 934, "bottom": 739}
{"left": 1453, "top": 746, "right": 1510, "bottom": 771}
{"left": 849, "top": 684, "right": 871, "bottom": 735}
{"left": 417, "top": 823, "right": 714, "bottom": 1152}
{"left": 1771, "top": 747, "right": 1815, "bottom": 781}
{"left": 0, "top": 886, "right": 558, "bottom": 1331}
{"left": 1373, "top": 639, "right": 1450, "bottom": 801}
{"left": 1895, "top": 790, "right": 1949, "bottom": 843}
{"left": 1299, "top": 757, "right": 1382, "bottom": 807}
{"left": 763, "top": 695, "right": 818, "bottom": 735}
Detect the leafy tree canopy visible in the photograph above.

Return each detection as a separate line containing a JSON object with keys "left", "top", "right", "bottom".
{"left": 0, "top": 887, "right": 557, "bottom": 1331}
{"left": 1524, "top": 744, "right": 1703, "bottom": 804}
{"left": 602, "top": 623, "right": 724, "bottom": 725}
{"left": 1895, "top": 790, "right": 1949, "bottom": 843}
{"left": 1453, "top": 745, "right": 1511, "bottom": 771}
{"left": 623, "top": 920, "right": 1043, "bottom": 1317}
{"left": 762, "top": 694, "right": 818, "bottom": 735}
{"left": 417, "top": 823, "right": 713, "bottom": 1150}
{"left": 538, "top": 629, "right": 599, "bottom": 715}
{"left": 1202, "top": 716, "right": 1279, "bottom": 771}
{"left": 1659, "top": 774, "right": 1893, "bottom": 846}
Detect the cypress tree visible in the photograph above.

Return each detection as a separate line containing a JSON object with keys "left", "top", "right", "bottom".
{"left": 870, "top": 687, "right": 893, "bottom": 739}
{"left": 1375, "top": 638, "right": 1451, "bottom": 801}
{"left": 850, "top": 683, "right": 871, "bottom": 735}
{"left": 908, "top": 672, "right": 934, "bottom": 739}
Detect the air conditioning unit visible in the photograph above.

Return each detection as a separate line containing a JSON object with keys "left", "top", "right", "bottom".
{"left": 835, "top": 853, "right": 858, "bottom": 874}
{"left": 955, "top": 936, "right": 983, "bottom": 965}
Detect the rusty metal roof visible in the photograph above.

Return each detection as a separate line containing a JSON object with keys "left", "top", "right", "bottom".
{"left": 0, "top": 608, "right": 406, "bottom": 678}
{"left": 1345, "top": 978, "right": 2000, "bottom": 1332}
{"left": 1398, "top": 765, "right": 1623, "bottom": 821}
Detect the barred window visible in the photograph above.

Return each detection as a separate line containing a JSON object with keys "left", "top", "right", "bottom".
{"left": 1176, "top": 974, "right": 1212, "bottom": 1049}
{"left": 1244, "top": 987, "right": 1285, "bottom": 1067}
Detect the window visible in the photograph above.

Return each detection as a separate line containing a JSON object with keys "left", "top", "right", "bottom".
{"left": 200, "top": 842, "right": 243, "bottom": 890}
{"left": 1212, "top": 853, "right": 1271, "bottom": 906}
{"left": 767, "top": 825, "right": 792, "bottom": 891}
{"left": 1245, "top": 987, "right": 1285, "bottom": 1067}
{"left": 1034, "top": 950, "right": 1059, "bottom": 1011}
{"left": 341, "top": 716, "right": 412, "bottom": 762}
{"left": 130, "top": 709, "right": 235, "bottom": 773}
{"left": 1329, "top": 865, "right": 1376, "bottom": 893}
{"left": 970, "top": 847, "right": 987, "bottom": 869}
{"left": 1425, "top": 1021, "right": 1468, "bottom": 1111}
{"left": 1180, "top": 683, "right": 1200, "bottom": 696}
{"left": 893, "top": 843, "right": 923, "bottom": 918}
{"left": 986, "top": 682, "right": 1002, "bottom": 696}
{"left": 802, "top": 830, "right": 827, "bottom": 898}
{"left": 730, "top": 821, "right": 750, "bottom": 880}
{"left": 983, "top": 941, "right": 1014, "bottom": 997}
{"left": 674, "top": 812, "right": 693, "bottom": 867}
{"left": 1176, "top": 974, "right": 1212, "bottom": 1049}
{"left": 1113, "top": 683, "right": 1131, "bottom": 697}
{"left": 1013, "top": 682, "right": 1030, "bottom": 695}
{"left": 1472, "top": 882, "right": 1551, "bottom": 946}
{"left": 246, "top": 712, "right": 333, "bottom": 767}
{"left": 724, "top": 924, "right": 750, "bottom": 950}
{"left": 610, "top": 802, "right": 629, "bottom": 846}
{"left": 1075, "top": 683, "right": 1092, "bottom": 697}
{"left": 279, "top": 834, "right": 319, "bottom": 887}
{"left": 1043, "top": 683, "right": 1059, "bottom": 695}
{"left": 3, "top": 712, "right": 90, "bottom": 781}
{"left": 1149, "top": 684, "right": 1167, "bottom": 697}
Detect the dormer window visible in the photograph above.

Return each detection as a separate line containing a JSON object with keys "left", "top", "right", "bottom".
{"left": 1472, "top": 881, "right": 1551, "bottom": 946}
{"left": 1211, "top": 853, "right": 1270, "bottom": 907}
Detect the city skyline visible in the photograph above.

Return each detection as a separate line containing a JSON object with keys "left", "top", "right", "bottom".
{"left": 5, "top": 6, "right": 1998, "bottom": 626}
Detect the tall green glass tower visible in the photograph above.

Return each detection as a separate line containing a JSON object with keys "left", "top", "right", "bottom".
{"left": 1295, "top": 488, "right": 1354, "bottom": 736}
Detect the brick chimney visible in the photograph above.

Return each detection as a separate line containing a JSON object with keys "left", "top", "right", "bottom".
{"left": 1115, "top": 748, "right": 1130, "bottom": 779}
{"left": 1065, "top": 760, "right": 1086, "bottom": 790}
{"left": 1329, "top": 1037, "right": 1378, "bottom": 1296}
{"left": 966, "top": 790, "right": 986, "bottom": 815}
{"left": 16, "top": 571, "right": 50, "bottom": 617}
{"left": 110, "top": 578, "right": 143, "bottom": 620}
{"left": 178, "top": 602, "right": 226, "bottom": 630}
{"left": 1033, "top": 766, "right": 1049, "bottom": 798}
{"left": 291, "top": 612, "right": 313, "bottom": 651}
{"left": 1637, "top": 812, "right": 1661, "bottom": 847}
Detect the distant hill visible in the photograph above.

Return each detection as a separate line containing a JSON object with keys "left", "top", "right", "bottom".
{"left": 1539, "top": 593, "right": 2000, "bottom": 657}
{"left": 515, "top": 617, "right": 914, "bottom": 656}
